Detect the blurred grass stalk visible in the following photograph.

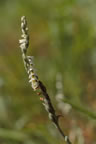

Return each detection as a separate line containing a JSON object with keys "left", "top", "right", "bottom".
{"left": 63, "top": 99, "right": 96, "bottom": 120}
{"left": 0, "top": 128, "right": 28, "bottom": 142}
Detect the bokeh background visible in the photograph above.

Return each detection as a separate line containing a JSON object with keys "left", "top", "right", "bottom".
{"left": 0, "top": 0, "right": 96, "bottom": 144}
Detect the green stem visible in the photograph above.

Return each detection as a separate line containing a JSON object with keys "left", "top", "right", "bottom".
{"left": 0, "top": 128, "right": 28, "bottom": 142}
{"left": 63, "top": 99, "right": 96, "bottom": 120}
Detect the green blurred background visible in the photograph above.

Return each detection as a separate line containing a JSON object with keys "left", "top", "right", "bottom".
{"left": 0, "top": 0, "right": 96, "bottom": 143}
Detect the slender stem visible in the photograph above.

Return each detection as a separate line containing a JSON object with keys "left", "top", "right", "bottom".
{"left": 56, "top": 124, "right": 71, "bottom": 144}
{"left": 63, "top": 99, "right": 96, "bottom": 120}
{"left": 39, "top": 80, "right": 72, "bottom": 144}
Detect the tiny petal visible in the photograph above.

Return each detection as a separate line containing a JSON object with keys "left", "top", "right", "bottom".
{"left": 29, "top": 79, "right": 32, "bottom": 83}
{"left": 21, "top": 16, "right": 26, "bottom": 21}
{"left": 19, "top": 39, "right": 26, "bottom": 44}
{"left": 20, "top": 43, "right": 26, "bottom": 49}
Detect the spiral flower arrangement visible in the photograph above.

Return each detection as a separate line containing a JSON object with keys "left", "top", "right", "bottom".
{"left": 19, "top": 16, "right": 71, "bottom": 144}
{"left": 19, "top": 16, "right": 39, "bottom": 91}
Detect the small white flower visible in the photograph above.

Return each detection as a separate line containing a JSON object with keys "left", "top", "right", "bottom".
{"left": 19, "top": 16, "right": 39, "bottom": 91}
{"left": 19, "top": 39, "right": 26, "bottom": 44}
